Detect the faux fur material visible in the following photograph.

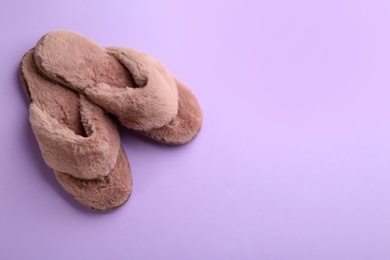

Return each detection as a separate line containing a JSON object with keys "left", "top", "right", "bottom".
{"left": 21, "top": 51, "right": 120, "bottom": 180}
{"left": 137, "top": 77, "right": 203, "bottom": 144}
{"left": 33, "top": 29, "right": 203, "bottom": 144}
{"left": 20, "top": 50, "right": 132, "bottom": 211}
{"left": 56, "top": 147, "right": 132, "bottom": 212}
{"left": 108, "top": 48, "right": 204, "bottom": 144}
{"left": 34, "top": 30, "right": 179, "bottom": 131}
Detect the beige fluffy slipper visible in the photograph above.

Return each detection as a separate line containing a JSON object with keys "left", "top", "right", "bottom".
{"left": 33, "top": 30, "right": 203, "bottom": 145}
{"left": 20, "top": 49, "right": 132, "bottom": 212}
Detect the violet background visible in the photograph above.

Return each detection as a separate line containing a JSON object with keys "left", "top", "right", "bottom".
{"left": 1, "top": 0, "right": 390, "bottom": 259}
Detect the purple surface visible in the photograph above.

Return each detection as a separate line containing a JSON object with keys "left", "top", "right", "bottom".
{"left": 1, "top": 0, "right": 390, "bottom": 259}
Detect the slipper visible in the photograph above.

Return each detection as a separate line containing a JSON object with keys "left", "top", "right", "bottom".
{"left": 19, "top": 49, "right": 132, "bottom": 212}
{"left": 33, "top": 30, "right": 203, "bottom": 145}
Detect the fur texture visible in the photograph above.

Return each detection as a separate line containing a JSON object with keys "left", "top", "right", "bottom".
{"left": 56, "top": 147, "right": 132, "bottom": 212}
{"left": 34, "top": 30, "right": 178, "bottom": 131}
{"left": 108, "top": 48, "right": 203, "bottom": 144}
{"left": 138, "top": 78, "right": 203, "bottom": 144}
{"left": 34, "top": 30, "right": 203, "bottom": 144}
{"left": 20, "top": 50, "right": 132, "bottom": 211}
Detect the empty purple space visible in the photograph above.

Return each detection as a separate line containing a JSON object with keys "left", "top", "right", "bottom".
{"left": 1, "top": 0, "right": 390, "bottom": 259}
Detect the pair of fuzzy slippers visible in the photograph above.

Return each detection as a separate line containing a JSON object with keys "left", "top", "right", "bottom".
{"left": 19, "top": 30, "right": 203, "bottom": 212}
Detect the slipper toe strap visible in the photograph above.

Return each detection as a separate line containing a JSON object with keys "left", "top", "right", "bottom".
{"left": 29, "top": 96, "right": 120, "bottom": 180}
{"left": 84, "top": 48, "right": 179, "bottom": 131}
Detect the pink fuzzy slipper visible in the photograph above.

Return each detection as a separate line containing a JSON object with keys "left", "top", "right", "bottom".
{"left": 34, "top": 30, "right": 203, "bottom": 144}
{"left": 20, "top": 49, "right": 132, "bottom": 212}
